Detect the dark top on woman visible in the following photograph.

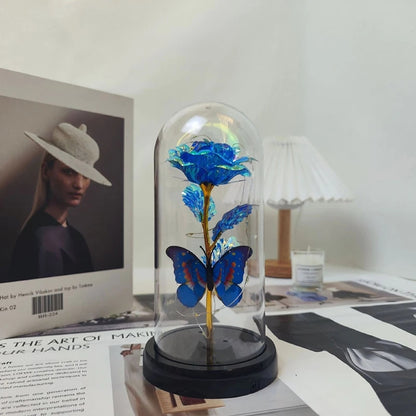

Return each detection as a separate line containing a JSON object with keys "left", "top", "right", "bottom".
{"left": 8, "top": 211, "right": 93, "bottom": 281}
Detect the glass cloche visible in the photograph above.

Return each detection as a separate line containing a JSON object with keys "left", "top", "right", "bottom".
{"left": 143, "top": 102, "right": 277, "bottom": 398}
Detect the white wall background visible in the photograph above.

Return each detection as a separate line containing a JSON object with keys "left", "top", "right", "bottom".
{"left": 0, "top": 0, "right": 415, "bottom": 287}
{"left": 295, "top": 0, "right": 416, "bottom": 279}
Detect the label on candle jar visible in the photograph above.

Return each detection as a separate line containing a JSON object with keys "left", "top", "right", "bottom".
{"left": 294, "top": 264, "right": 323, "bottom": 287}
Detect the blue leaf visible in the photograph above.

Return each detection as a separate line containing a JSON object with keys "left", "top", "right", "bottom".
{"left": 182, "top": 184, "right": 216, "bottom": 222}
{"left": 212, "top": 204, "right": 253, "bottom": 241}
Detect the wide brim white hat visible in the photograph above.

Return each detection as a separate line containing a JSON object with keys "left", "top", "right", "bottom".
{"left": 24, "top": 122, "right": 112, "bottom": 186}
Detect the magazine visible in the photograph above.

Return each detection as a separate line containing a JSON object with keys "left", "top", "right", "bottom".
{"left": 0, "top": 323, "right": 317, "bottom": 416}
{"left": 0, "top": 68, "right": 134, "bottom": 339}
{"left": 266, "top": 303, "right": 416, "bottom": 416}
{"left": 2, "top": 277, "right": 416, "bottom": 416}
{"left": 261, "top": 280, "right": 410, "bottom": 312}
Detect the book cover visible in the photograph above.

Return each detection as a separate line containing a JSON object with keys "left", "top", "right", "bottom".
{"left": 0, "top": 68, "right": 133, "bottom": 339}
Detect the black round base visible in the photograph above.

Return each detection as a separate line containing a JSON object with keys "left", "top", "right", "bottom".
{"left": 143, "top": 330, "right": 277, "bottom": 398}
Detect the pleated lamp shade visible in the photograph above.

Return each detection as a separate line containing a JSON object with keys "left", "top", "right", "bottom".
{"left": 263, "top": 136, "right": 353, "bottom": 278}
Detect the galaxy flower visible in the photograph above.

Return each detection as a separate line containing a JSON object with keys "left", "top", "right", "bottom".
{"left": 167, "top": 137, "right": 254, "bottom": 327}
{"left": 168, "top": 139, "right": 251, "bottom": 186}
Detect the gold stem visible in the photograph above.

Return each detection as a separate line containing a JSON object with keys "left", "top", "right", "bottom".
{"left": 200, "top": 183, "right": 214, "bottom": 338}
{"left": 211, "top": 232, "right": 222, "bottom": 252}
{"left": 206, "top": 290, "right": 213, "bottom": 338}
{"left": 200, "top": 183, "right": 213, "bottom": 257}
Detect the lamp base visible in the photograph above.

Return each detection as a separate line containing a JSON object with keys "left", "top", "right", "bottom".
{"left": 143, "top": 327, "right": 277, "bottom": 398}
{"left": 265, "top": 259, "right": 291, "bottom": 278}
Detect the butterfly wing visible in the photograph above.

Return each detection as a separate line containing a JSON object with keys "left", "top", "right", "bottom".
{"left": 212, "top": 246, "right": 253, "bottom": 307}
{"left": 166, "top": 246, "right": 207, "bottom": 307}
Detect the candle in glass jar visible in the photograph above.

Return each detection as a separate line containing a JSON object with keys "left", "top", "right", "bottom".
{"left": 291, "top": 249, "right": 325, "bottom": 290}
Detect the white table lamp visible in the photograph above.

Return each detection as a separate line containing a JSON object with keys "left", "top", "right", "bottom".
{"left": 263, "top": 136, "right": 352, "bottom": 278}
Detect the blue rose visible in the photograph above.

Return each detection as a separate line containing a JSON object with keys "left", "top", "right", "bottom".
{"left": 168, "top": 139, "right": 251, "bottom": 186}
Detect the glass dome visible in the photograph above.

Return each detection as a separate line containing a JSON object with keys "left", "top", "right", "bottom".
{"left": 144, "top": 102, "right": 276, "bottom": 398}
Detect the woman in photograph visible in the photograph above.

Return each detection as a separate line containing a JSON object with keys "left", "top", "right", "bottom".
{"left": 8, "top": 122, "right": 112, "bottom": 281}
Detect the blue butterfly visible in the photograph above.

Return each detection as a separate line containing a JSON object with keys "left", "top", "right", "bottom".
{"left": 166, "top": 245, "right": 253, "bottom": 308}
